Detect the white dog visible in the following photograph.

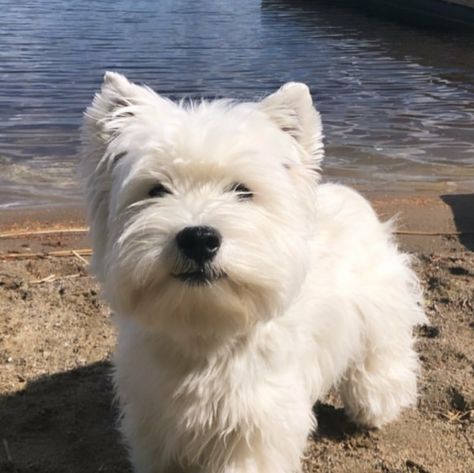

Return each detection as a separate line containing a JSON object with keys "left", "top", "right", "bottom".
{"left": 81, "top": 72, "right": 426, "bottom": 473}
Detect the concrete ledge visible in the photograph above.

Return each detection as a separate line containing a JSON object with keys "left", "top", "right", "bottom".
{"left": 330, "top": 0, "right": 474, "bottom": 29}
{"left": 444, "top": 0, "right": 474, "bottom": 9}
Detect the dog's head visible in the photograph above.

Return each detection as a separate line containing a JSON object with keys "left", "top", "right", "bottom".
{"left": 81, "top": 72, "right": 323, "bottom": 340}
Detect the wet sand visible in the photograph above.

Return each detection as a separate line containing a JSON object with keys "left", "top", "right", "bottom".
{"left": 0, "top": 193, "right": 473, "bottom": 473}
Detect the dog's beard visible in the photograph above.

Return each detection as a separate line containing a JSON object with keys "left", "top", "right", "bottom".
{"left": 104, "top": 242, "right": 295, "bottom": 343}
{"left": 171, "top": 257, "right": 227, "bottom": 286}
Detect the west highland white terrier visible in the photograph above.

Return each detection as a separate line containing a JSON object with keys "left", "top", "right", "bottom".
{"left": 81, "top": 72, "right": 427, "bottom": 473}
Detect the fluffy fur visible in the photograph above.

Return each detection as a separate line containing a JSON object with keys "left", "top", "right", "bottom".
{"left": 81, "top": 72, "right": 427, "bottom": 473}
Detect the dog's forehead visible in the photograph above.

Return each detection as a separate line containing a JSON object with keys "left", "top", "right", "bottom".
{"left": 183, "top": 104, "right": 300, "bottom": 161}
{"left": 110, "top": 98, "right": 302, "bottom": 179}
{"left": 179, "top": 102, "right": 277, "bottom": 143}
{"left": 136, "top": 140, "right": 281, "bottom": 183}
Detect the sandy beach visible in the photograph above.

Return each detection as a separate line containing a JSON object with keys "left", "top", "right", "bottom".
{"left": 0, "top": 193, "right": 473, "bottom": 473}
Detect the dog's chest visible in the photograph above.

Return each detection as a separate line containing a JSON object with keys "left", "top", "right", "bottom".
{"left": 115, "top": 320, "right": 317, "bottom": 470}
{"left": 164, "top": 344, "right": 267, "bottom": 431}
{"left": 144, "top": 342, "right": 283, "bottom": 464}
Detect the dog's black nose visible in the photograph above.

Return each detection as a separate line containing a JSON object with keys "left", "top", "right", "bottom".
{"left": 175, "top": 226, "right": 222, "bottom": 264}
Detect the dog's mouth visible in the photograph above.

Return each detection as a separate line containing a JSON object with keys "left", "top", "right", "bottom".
{"left": 172, "top": 267, "right": 227, "bottom": 286}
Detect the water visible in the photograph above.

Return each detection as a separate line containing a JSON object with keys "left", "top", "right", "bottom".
{"left": 1, "top": 0, "right": 473, "bottom": 209}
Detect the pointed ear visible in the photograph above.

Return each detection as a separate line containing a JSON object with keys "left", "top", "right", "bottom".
{"left": 80, "top": 72, "right": 148, "bottom": 279}
{"left": 82, "top": 71, "right": 146, "bottom": 148}
{"left": 260, "top": 82, "right": 324, "bottom": 167}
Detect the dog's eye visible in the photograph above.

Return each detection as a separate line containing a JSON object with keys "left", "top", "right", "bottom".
{"left": 148, "top": 183, "right": 171, "bottom": 198}
{"left": 230, "top": 183, "right": 253, "bottom": 200}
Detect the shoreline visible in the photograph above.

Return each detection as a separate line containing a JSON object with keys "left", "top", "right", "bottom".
{"left": 1, "top": 191, "right": 472, "bottom": 255}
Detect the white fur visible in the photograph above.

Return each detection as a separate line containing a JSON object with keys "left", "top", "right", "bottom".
{"left": 81, "top": 72, "right": 427, "bottom": 473}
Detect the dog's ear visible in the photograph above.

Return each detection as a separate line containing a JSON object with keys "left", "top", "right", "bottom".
{"left": 81, "top": 71, "right": 146, "bottom": 156}
{"left": 80, "top": 72, "right": 149, "bottom": 279}
{"left": 81, "top": 71, "right": 175, "bottom": 173}
{"left": 260, "top": 82, "right": 324, "bottom": 168}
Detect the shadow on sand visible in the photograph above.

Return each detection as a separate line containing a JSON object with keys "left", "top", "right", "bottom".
{"left": 441, "top": 194, "right": 474, "bottom": 252}
{"left": 0, "top": 361, "right": 370, "bottom": 472}
{"left": 312, "top": 403, "right": 368, "bottom": 442}
{"left": 0, "top": 361, "right": 130, "bottom": 473}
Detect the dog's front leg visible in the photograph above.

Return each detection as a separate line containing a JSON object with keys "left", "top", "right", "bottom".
{"left": 208, "top": 410, "right": 313, "bottom": 473}
{"left": 211, "top": 438, "right": 303, "bottom": 473}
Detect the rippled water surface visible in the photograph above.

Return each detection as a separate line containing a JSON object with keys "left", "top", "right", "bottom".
{"left": 1, "top": 0, "right": 473, "bottom": 208}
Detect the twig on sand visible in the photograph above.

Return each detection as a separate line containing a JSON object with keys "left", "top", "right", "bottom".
{"left": 1, "top": 438, "right": 17, "bottom": 472}
{"left": 1, "top": 438, "right": 12, "bottom": 462}
{"left": 29, "top": 273, "right": 83, "bottom": 284}
{"left": 72, "top": 249, "right": 90, "bottom": 265}
{"left": 0, "top": 227, "right": 88, "bottom": 239}
{"left": 0, "top": 227, "right": 472, "bottom": 239}
{"left": 0, "top": 230, "right": 472, "bottom": 261}
{"left": 0, "top": 248, "right": 92, "bottom": 260}
{"left": 29, "top": 274, "right": 56, "bottom": 284}
{"left": 394, "top": 230, "right": 473, "bottom": 236}
{"left": 439, "top": 409, "right": 473, "bottom": 424}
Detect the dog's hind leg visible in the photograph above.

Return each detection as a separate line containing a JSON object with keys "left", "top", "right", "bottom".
{"left": 340, "top": 342, "right": 420, "bottom": 428}
{"left": 339, "top": 310, "right": 422, "bottom": 428}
